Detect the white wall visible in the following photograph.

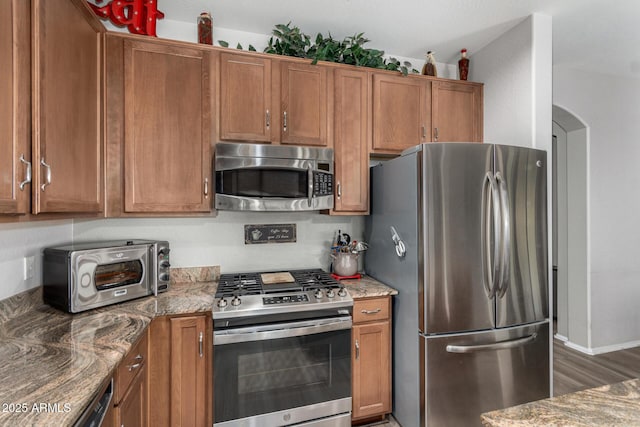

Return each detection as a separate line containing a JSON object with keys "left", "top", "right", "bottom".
{"left": 470, "top": 14, "right": 552, "bottom": 150}
{"left": 73, "top": 212, "right": 363, "bottom": 274}
{"left": 555, "top": 65, "right": 640, "bottom": 351}
{"left": 0, "top": 221, "right": 72, "bottom": 301}
{"left": 552, "top": 122, "right": 569, "bottom": 340}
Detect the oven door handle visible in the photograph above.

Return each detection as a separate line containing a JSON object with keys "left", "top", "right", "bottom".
{"left": 213, "top": 316, "right": 352, "bottom": 345}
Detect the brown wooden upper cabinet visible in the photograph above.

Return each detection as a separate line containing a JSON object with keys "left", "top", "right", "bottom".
{"left": 332, "top": 69, "right": 369, "bottom": 214}
{"left": 280, "top": 61, "right": 329, "bottom": 146}
{"left": 0, "top": 0, "right": 30, "bottom": 215}
{"left": 432, "top": 80, "right": 483, "bottom": 142}
{"left": 105, "top": 35, "right": 213, "bottom": 215}
{"left": 219, "top": 53, "right": 329, "bottom": 146}
{"left": 31, "top": 0, "right": 104, "bottom": 214}
{"left": 219, "top": 52, "right": 272, "bottom": 142}
{"left": 372, "top": 73, "right": 431, "bottom": 155}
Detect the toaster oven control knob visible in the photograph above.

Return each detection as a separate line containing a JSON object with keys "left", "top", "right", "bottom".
{"left": 217, "top": 298, "right": 228, "bottom": 308}
{"left": 314, "top": 289, "right": 323, "bottom": 299}
{"left": 158, "top": 246, "right": 170, "bottom": 255}
{"left": 338, "top": 287, "right": 347, "bottom": 297}
{"left": 326, "top": 288, "right": 336, "bottom": 298}
{"left": 159, "top": 273, "right": 170, "bottom": 282}
{"left": 231, "top": 296, "right": 242, "bottom": 307}
{"left": 160, "top": 261, "right": 171, "bottom": 268}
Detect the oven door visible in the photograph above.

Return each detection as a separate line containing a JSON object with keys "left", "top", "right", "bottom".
{"left": 213, "top": 316, "right": 352, "bottom": 427}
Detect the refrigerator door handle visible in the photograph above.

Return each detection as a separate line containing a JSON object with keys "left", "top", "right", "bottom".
{"left": 481, "top": 171, "right": 502, "bottom": 298}
{"left": 445, "top": 333, "right": 538, "bottom": 353}
{"left": 495, "top": 172, "right": 511, "bottom": 298}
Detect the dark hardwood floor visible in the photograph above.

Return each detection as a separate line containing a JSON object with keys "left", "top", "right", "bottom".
{"left": 553, "top": 335, "right": 640, "bottom": 396}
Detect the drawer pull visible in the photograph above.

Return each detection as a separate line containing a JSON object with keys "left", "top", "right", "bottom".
{"left": 134, "top": 354, "right": 143, "bottom": 361}
{"left": 126, "top": 363, "right": 141, "bottom": 372}
{"left": 361, "top": 308, "right": 382, "bottom": 315}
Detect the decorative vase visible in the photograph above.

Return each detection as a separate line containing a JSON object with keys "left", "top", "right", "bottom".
{"left": 197, "top": 12, "right": 213, "bottom": 45}
{"left": 458, "top": 48, "right": 469, "bottom": 80}
{"left": 422, "top": 51, "right": 438, "bottom": 77}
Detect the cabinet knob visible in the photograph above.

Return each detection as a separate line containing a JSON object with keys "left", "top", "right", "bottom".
{"left": 19, "top": 154, "right": 32, "bottom": 191}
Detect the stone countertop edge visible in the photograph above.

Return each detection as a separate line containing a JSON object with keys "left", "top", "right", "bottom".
{"left": 0, "top": 268, "right": 395, "bottom": 426}
{"left": 340, "top": 274, "right": 399, "bottom": 298}
{"left": 0, "top": 266, "right": 219, "bottom": 427}
{"left": 480, "top": 378, "right": 640, "bottom": 426}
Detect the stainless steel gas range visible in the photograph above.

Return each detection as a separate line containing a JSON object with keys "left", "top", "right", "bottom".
{"left": 212, "top": 269, "right": 353, "bottom": 427}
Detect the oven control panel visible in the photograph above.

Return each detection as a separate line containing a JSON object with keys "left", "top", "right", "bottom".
{"left": 263, "top": 295, "right": 310, "bottom": 305}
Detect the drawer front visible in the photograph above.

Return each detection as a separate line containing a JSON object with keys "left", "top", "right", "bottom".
{"left": 353, "top": 297, "right": 389, "bottom": 323}
{"left": 116, "top": 330, "right": 149, "bottom": 403}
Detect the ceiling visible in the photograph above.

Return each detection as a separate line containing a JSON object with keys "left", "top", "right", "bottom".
{"left": 157, "top": 0, "right": 640, "bottom": 78}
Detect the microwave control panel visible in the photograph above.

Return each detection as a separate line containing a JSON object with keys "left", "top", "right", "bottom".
{"left": 313, "top": 172, "right": 333, "bottom": 196}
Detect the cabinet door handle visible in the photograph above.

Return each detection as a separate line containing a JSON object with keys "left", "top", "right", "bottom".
{"left": 283, "top": 111, "right": 288, "bottom": 132}
{"left": 355, "top": 339, "right": 360, "bottom": 360}
{"left": 19, "top": 154, "right": 32, "bottom": 190}
{"left": 361, "top": 308, "right": 382, "bottom": 315}
{"left": 265, "top": 110, "right": 270, "bottom": 128}
{"left": 40, "top": 157, "right": 51, "bottom": 191}
{"left": 434, "top": 127, "right": 439, "bottom": 142}
{"left": 422, "top": 125, "right": 426, "bottom": 139}
{"left": 204, "top": 178, "right": 209, "bottom": 198}
{"left": 199, "top": 331, "right": 204, "bottom": 358}
{"left": 337, "top": 182, "right": 342, "bottom": 199}
{"left": 126, "top": 362, "right": 141, "bottom": 372}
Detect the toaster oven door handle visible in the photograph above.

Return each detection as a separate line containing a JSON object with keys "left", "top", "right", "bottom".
{"left": 213, "top": 316, "right": 352, "bottom": 345}
{"left": 307, "top": 164, "right": 314, "bottom": 207}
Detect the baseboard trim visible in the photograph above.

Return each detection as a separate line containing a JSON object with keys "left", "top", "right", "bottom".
{"left": 554, "top": 333, "right": 568, "bottom": 342}
{"left": 564, "top": 338, "right": 640, "bottom": 355}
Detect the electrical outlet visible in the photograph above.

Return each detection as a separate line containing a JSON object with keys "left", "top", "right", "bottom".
{"left": 24, "top": 256, "right": 35, "bottom": 280}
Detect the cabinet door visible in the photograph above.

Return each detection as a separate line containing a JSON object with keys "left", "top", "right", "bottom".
{"left": 32, "top": 0, "right": 103, "bottom": 213}
{"left": 333, "top": 69, "right": 369, "bottom": 214}
{"left": 123, "top": 40, "right": 212, "bottom": 213}
{"left": 116, "top": 366, "right": 148, "bottom": 427}
{"left": 0, "top": 0, "right": 30, "bottom": 215}
{"left": 170, "top": 316, "right": 208, "bottom": 427}
{"left": 220, "top": 53, "right": 271, "bottom": 142}
{"left": 372, "top": 74, "right": 430, "bottom": 154}
{"left": 352, "top": 321, "right": 391, "bottom": 420}
{"left": 281, "top": 62, "right": 328, "bottom": 146}
{"left": 432, "top": 81, "right": 483, "bottom": 142}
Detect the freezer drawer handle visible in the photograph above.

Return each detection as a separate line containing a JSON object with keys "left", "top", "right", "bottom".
{"left": 445, "top": 333, "right": 537, "bottom": 353}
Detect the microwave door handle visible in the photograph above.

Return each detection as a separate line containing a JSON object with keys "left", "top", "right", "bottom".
{"left": 307, "top": 164, "right": 313, "bottom": 207}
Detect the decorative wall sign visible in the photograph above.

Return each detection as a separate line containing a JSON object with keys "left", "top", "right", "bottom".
{"left": 88, "top": 0, "right": 165, "bottom": 37}
{"left": 245, "top": 224, "right": 297, "bottom": 244}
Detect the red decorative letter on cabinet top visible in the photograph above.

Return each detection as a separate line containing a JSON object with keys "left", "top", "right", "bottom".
{"left": 88, "top": 0, "right": 165, "bottom": 37}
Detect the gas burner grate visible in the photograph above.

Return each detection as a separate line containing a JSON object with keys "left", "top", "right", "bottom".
{"left": 291, "top": 269, "right": 342, "bottom": 291}
{"left": 216, "top": 272, "right": 263, "bottom": 297}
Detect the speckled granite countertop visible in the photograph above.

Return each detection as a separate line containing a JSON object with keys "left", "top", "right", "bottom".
{"left": 0, "top": 267, "right": 218, "bottom": 427}
{"left": 340, "top": 275, "right": 398, "bottom": 298}
{"left": 0, "top": 269, "right": 395, "bottom": 426}
{"left": 481, "top": 379, "right": 640, "bottom": 426}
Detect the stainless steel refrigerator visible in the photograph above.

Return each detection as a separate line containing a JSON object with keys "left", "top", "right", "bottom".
{"left": 364, "top": 143, "right": 550, "bottom": 427}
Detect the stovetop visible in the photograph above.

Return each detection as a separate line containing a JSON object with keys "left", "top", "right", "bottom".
{"left": 213, "top": 268, "right": 353, "bottom": 319}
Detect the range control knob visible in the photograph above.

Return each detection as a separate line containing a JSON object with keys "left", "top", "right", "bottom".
{"left": 231, "top": 296, "right": 242, "bottom": 307}
{"left": 314, "top": 289, "right": 324, "bottom": 299}
{"left": 326, "top": 288, "right": 336, "bottom": 298}
{"left": 217, "top": 298, "right": 228, "bottom": 308}
{"left": 337, "top": 287, "right": 347, "bottom": 297}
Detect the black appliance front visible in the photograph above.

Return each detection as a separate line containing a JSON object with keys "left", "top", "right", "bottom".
{"left": 214, "top": 329, "right": 351, "bottom": 424}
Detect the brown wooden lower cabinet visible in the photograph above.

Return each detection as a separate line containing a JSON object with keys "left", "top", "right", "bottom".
{"left": 352, "top": 296, "right": 392, "bottom": 422}
{"left": 148, "top": 313, "right": 212, "bottom": 427}
{"left": 110, "top": 328, "right": 149, "bottom": 427}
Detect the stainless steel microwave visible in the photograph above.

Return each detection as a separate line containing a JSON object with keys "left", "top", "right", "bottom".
{"left": 214, "top": 142, "right": 334, "bottom": 211}
{"left": 43, "top": 240, "right": 170, "bottom": 313}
